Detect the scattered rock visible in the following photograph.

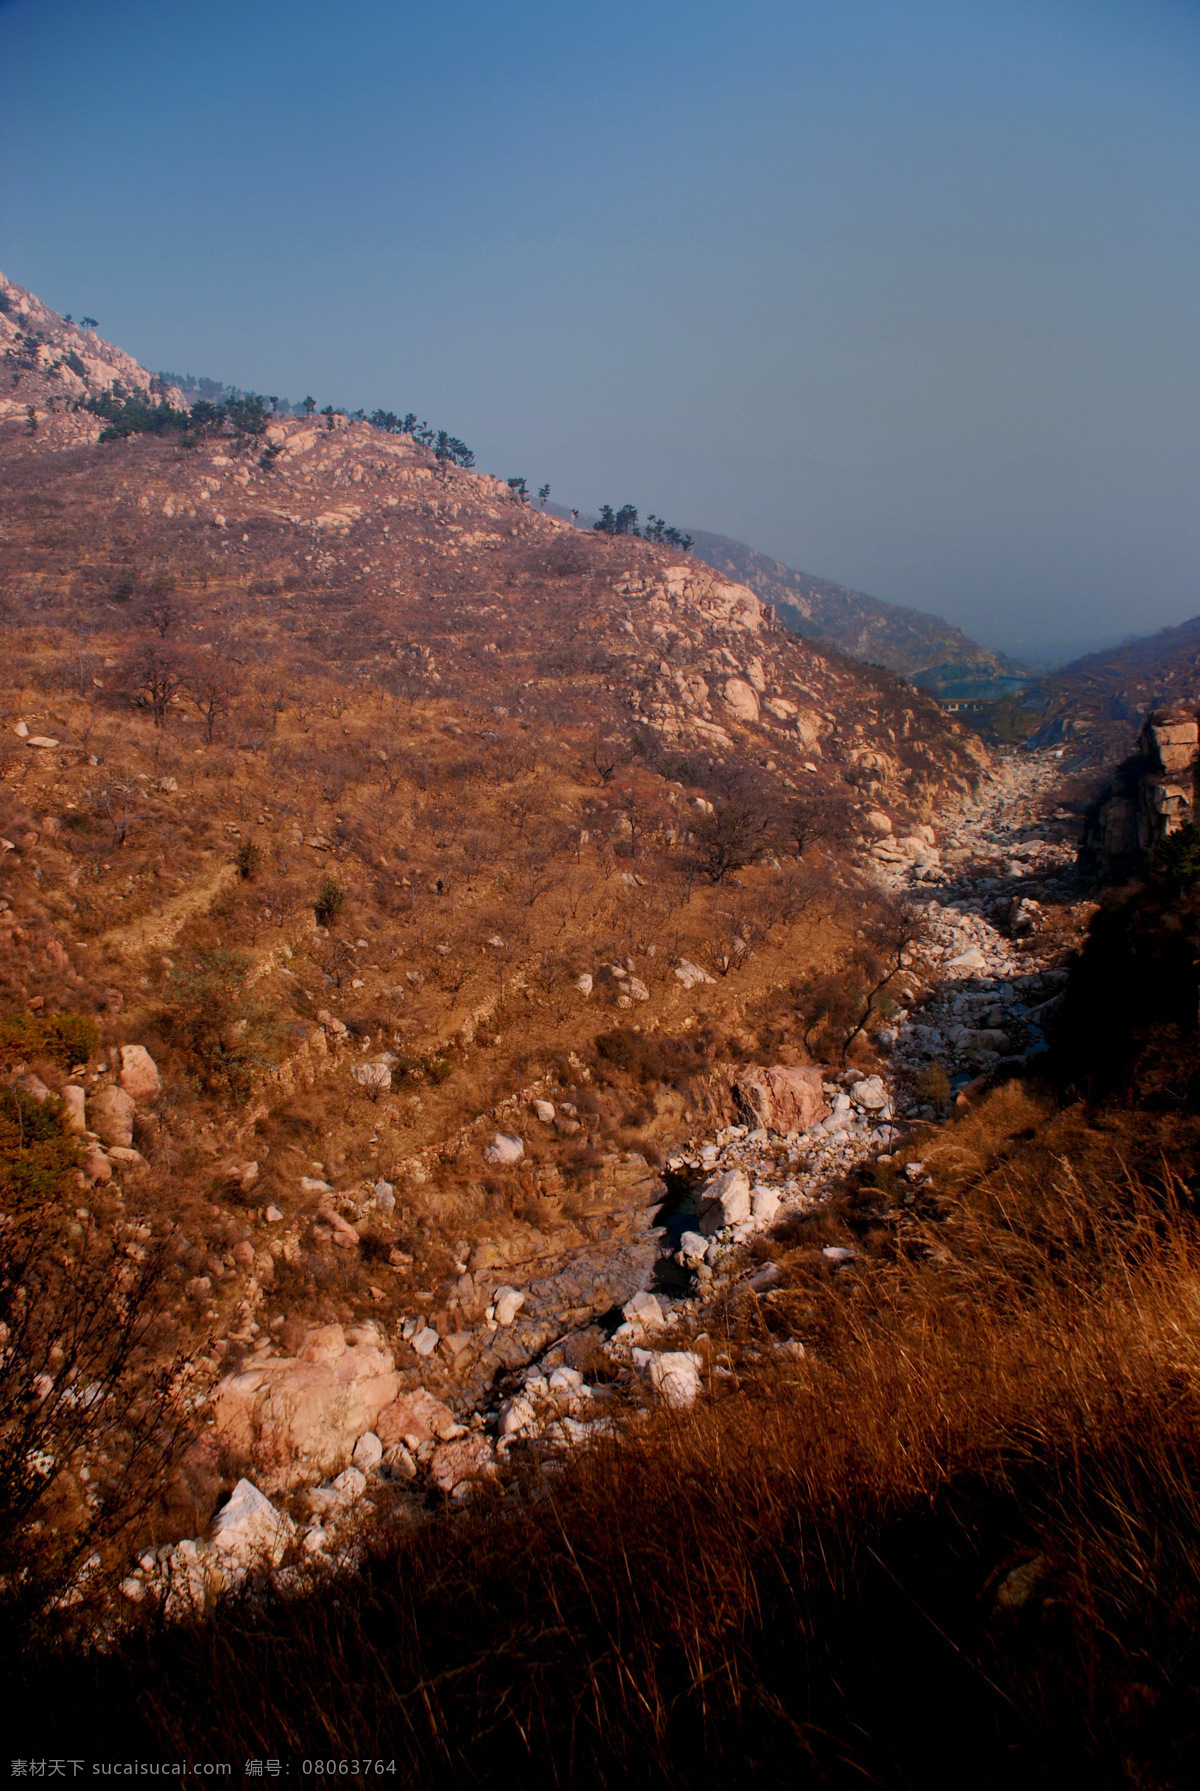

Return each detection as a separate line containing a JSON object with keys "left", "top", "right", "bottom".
{"left": 674, "top": 958, "right": 716, "bottom": 988}
{"left": 622, "top": 1289, "right": 665, "bottom": 1329}
{"left": 377, "top": 1388, "right": 459, "bottom": 1448}
{"left": 497, "top": 1394, "right": 536, "bottom": 1437}
{"left": 212, "top": 1322, "right": 402, "bottom": 1492}
{"left": 633, "top": 1348, "right": 703, "bottom": 1408}
{"left": 678, "top": 1230, "right": 708, "bottom": 1266}
{"left": 721, "top": 678, "right": 760, "bottom": 723}
{"left": 351, "top": 1061, "right": 391, "bottom": 1093}
{"left": 750, "top": 1186, "right": 781, "bottom": 1225}
{"left": 995, "top": 1554, "right": 1048, "bottom": 1611}
{"left": 84, "top": 1149, "right": 112, "bottom": 1184}
{"left": 352, "top": 1431, "right": 383, "bottom": 1472}
{"left": 429, "top": 1433, "right": 495, "bottom": 1498}
{"left": 60, "top": 1085, "right": 86, "bottom": 1132}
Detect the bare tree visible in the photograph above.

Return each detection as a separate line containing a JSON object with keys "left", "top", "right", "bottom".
{"left": 94, "top": 784, "right": 135, "bottom": 848}
{"left": 185, "top": 657, "right": 238, "bottom": 745}
{"left": 690, "top": 792, "right": 771, "bottom": 884}
{"left": 0, "top": 1211, "right": 195, "bottom": 1630}
{"left": 126, "top": 643, "right": 183, "bottom": 728}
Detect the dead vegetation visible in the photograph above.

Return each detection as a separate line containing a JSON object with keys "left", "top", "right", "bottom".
{"left": 10, "top": 1105, "right": 1200, "bottom": 1787}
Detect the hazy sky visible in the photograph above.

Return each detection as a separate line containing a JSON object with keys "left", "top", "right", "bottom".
{"left": 1, "top": 0, "right": 1196, "bottom": 662}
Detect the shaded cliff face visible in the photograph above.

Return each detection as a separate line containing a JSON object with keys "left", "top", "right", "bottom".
{"left": 686, "top": 528, "right": 1023, "bottom": 688}
{"left": 1088, "top": 707, "right": 1200, "bottom": 875}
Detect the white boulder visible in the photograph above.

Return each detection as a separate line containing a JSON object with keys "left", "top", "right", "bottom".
{"left": 211, "top": 1478, "right": 295, "bottom": 1569}
{"left": 352, "top": 1431, "right": 383, "bottom": 1472}
{"left": 633, "top": 1349, "right": 704, "bottom": 1408}
{"left": 621, "top": 1289, "right": 665, "bottom": 1330}
{"left": 491, "top": 1286, "right": 526, "bottom": 1327}
{"left": 674, "top": 959, "right": 716, "bottom": 989}
{"left": 750, "top": 1186, "right": 781, "bottom": 1225}
{"left": 118, "top": 1045, "right": 161, "bottom": 1103}
{"left": 697, "top": 1167, "right": 752, "bottom": 1236}
{"left": 484, "top": 1132, "right": 525, "bottom": 1165}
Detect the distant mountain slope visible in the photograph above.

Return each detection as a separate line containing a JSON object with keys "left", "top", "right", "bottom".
{"left": 686, "top": 528, "right": 1026, "bottom": 688}
{"left": 1014, "top": 614, "right": 1200, "bottom": 763}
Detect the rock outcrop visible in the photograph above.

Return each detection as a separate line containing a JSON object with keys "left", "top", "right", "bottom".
{"left": 212, "top": 1322, "right": 403, "bottom": 1492}
{"left": 1088, "top": 706, "right": 1200, "bottom": 872}
{"left": 735, "top": 1065, "right": 829, "bottom": 1135}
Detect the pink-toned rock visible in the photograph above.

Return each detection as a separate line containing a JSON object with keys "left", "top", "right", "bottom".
{"left": 316, "top": 1205, "right": 360, "bottom": 1249}
{"left": 721, "top": 677, "right": 761, "bottom": 724}
{"left": 118, "top": 1045, "right": 161, "bottom": 1102}
{"left": 736, "top": 1065, "right": 829, "bottom": 1135}
{"left": 88, "top": 1084, "right": 136, "bottom": 1148}
{"left": 429, "top": 1433, "right": 495, "bottom": 1497}
{"left": 212, "top": 1322, "right": 402, "bottom": 1493}
{"left": 84, "top": 1148, "right": 112, "bottom": 1184}
{"left": 297, "top": 1323, "right": 347, "bottom": 1365}
{"left": 376, "top": 1388, "right": 459, "bottom": 1448}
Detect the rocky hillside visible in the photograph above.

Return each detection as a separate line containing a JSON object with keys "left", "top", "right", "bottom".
{"left": 686, "top": 527, "right": 1026, "bottom": 690}
{"left": 0, "top": 271, "right": 184, "bottom": 426}
{"left": 0, "top": 272, "right": 996, "bottom": 1619}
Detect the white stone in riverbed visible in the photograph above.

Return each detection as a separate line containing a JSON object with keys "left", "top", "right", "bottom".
{"left": 750, "top": 1186, "right": 781, "bottom": 1225}
{"left": 492, "top": 1286, "right": 525, "bottom": 1327}
{"left": 697, "top": 1167, "right": 751, "bottom": 1236}
{"left": 622, "top": 1288, "right": 665, "bottom": 1329}
{"left": 497, "top": 1394, "right": 536, "bottom": 1437}
{"left": 331, "top": 1465, "right": 367, "bottom": 1501}
{"left": 678, "top": 1230, "right": 708, "bottom": 1266}
{"left": 211, "top": 1478, "right": 295, "bottom": 1568}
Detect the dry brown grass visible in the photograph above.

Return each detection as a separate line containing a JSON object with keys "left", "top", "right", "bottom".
{"left": 9, "top": 1140, "right": 1199, "bottom": 1786}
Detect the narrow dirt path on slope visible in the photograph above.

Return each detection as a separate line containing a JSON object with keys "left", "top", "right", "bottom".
{"left": 98, "top": 858, "right": 239, "bottom": 956}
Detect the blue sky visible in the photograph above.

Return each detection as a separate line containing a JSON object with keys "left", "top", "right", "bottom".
{"left": 1, "top": 0, "right": 1196, "bottom": 662}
